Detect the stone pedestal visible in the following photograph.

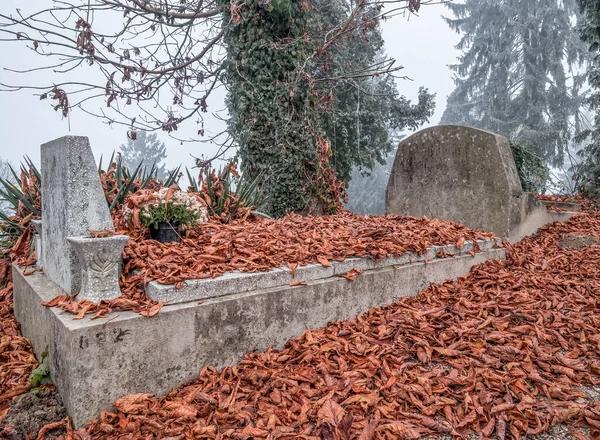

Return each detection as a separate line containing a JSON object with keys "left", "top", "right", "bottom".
{"left": 67, "top": 235, "right": 129, "bottom": 302}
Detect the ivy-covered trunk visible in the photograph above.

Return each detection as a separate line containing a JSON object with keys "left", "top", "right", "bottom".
{"left": 221, "top": 0, "right": 334, "bottom": 218}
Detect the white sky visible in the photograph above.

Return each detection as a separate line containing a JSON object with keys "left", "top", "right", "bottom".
{"left": 0, "top": 1, "right": 460, "bottom": 170}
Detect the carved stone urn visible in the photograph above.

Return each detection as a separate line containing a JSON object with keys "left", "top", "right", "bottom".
{"left": 67, "top": 235, "right": 130, "bottom": 302}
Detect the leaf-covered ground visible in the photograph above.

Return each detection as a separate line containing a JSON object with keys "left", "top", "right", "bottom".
{"left": 123, "top": 212, "right": 495, "bottom": 285}
{"left": 44, "top": 212, "right": 496, "bottom": 319}
{"left": 2, "top": 208, "right": 600, "bottom": 439}
{"left": 68, "top": 210, "right": 600, "bottom": 440}
{"left": 0, "top": 278, "right": 37, "bottom": 421}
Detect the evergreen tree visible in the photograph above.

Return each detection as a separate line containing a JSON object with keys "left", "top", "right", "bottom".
{"left": 575, "top": 0, "right": 600, "bottom": 197}
{"left": 345, "top": 145, "right": 398, "bottom": 215}
{"left": 119, "top": 132, "right": 168, "bottom": 180}
{"left": 441, "top": 0, "right": 587, "bottom": 167}
{"left": 308, "top": 0, "right": 435, "bottom": 183}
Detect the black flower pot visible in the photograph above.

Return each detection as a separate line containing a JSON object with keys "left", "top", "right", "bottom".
{"left": 150, "top": 222, "right": 181, "bottom": 243}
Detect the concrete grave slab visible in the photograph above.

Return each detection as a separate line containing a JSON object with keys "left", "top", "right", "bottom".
{"left": 540, "top": 199, "right": 582, "bottom": 212}
{"left": 14, "top": 246, "right": 505, "bottom": 427}
{"left": 385, "top": 126, "right": 578, "bottom": 242}
{"left": 147, "top": 238, "right": 501, "bottom": 305}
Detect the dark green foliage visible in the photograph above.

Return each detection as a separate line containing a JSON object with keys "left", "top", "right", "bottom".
{"left": 220, "top": 0, "right": 323, "bottom": 218}
{"left": 28, "top": 351, "right": 51, "bottom": 388}
{"left": 509, "top": 141, "right": 549, "bottom": 193}
{"left": 118, "top": 131, "right": 168, "bottom": 181}
{"left": 321, "top": 79, "right": 435, "bottom": 184}
{"left": 575, "top": 0, "right": 600, "bottom": 197}
{"left": 441, "top": 0, "right": 587, "bottom": 167}
{"left": 221, "top": 0, "right": 433, "bottom": 216}
{"left": 308, "top": 0, "right": 435, "bottom": 183}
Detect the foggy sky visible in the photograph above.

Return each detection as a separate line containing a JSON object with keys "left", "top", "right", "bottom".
{"left": 0, "top": 1, "right": 459, "bottom": 171}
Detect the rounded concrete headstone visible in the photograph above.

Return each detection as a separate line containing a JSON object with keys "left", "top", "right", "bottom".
{"left": 385, "top": 125, "right": 547, "bottom": 240}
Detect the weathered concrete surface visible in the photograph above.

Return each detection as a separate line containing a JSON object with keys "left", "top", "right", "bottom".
{"left": 14, "top": 247, "right": 504, "bottom": 427}
{"left": 540, "top": 199, "right": 582, "bottom": 211}
{"left": 41, "top": 136, "right": 114, "bottom": 294}
{"left": 68, "top": 235, "right": 129, "bottom": 302}
{"left": 385, "top": 126, "right": 563, "bottom": 242}
{"left": 559, "top": 233, "right": 600, "bottom": 250}
{"left": 147, "top": 239, "right": 500, "bottom": 304}
{"left": 31, "top": 220, "right": 43, "bottom": 269}
{"left": 508, "top": 202, "right": 579, "bottom": 243}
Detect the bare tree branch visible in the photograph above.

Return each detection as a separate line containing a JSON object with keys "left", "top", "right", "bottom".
{"left": 0, "top": 0, "right": 438, "bottom": 143}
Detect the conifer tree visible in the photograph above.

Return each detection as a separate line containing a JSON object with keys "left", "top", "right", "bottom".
{"left": 308, "top": 0, "right": 435, "bottom": 183}
{"left": 441, "top": 0, "right": 587, "bottom": 166}
{"left": 575, "top": 0, "right": 600, "bottom": 197}
{"left": 345, "top": 146, "right": 397, "bottom": 215}
{"left": 119, "top": 131, "right": 168, "bottom": 180}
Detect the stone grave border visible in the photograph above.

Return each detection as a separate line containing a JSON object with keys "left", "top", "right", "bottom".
{"left": 146, "top": 238, "right": 501, "bottom": 304}
{"left": 12, "top": 133, "right": 550, "bottom": 427}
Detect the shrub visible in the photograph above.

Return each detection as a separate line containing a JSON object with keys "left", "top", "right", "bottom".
{"left": 128, "top": 188, "right": 209, "bottom": 229}
{"left": 510, "top": 141, "right": 549, "bottom": 194}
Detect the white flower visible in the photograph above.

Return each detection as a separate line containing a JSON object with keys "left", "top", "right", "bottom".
{"left": 124, "top": 186, "right": 210, "bottom": 228}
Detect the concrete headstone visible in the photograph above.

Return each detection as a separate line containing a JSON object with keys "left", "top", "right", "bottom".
{"left": 41, "top": 136, "right": 114, "bottom": 293}
{"left": 385, "top": 125, "right": 549, "bottom": 241}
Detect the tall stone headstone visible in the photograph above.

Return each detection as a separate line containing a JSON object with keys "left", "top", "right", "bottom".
{"left": 41, "top": 136, "right": 114, "bottom": 294}
{"left": 385, "top": 125, "right": 550, "bottom": 241}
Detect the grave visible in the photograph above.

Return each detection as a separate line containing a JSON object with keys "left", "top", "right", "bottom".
{"left": 14, "top": 135, "right": 506, "bottom": 426}
{"left": 386, "top": 125, "right": 578, "bottom": 242}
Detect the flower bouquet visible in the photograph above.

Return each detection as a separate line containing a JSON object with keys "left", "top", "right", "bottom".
{"left": 127, "top": 186, "right": 208, "bottom": 243}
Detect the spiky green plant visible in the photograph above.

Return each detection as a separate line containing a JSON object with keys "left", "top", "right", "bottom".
{"left": 186, "top": 164, "right": 268, "bottom": 222}
{"left": 0, "top": 154, "right": 182, "bottom": 266}
{"left": 98, "top": 152, "right": 181, "bottom": 210}
{"left": 0, "top": 157, "right": 40, "bottom": 256}
{"left": 0, "top": 157, "right": 40, "bottom": 217}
